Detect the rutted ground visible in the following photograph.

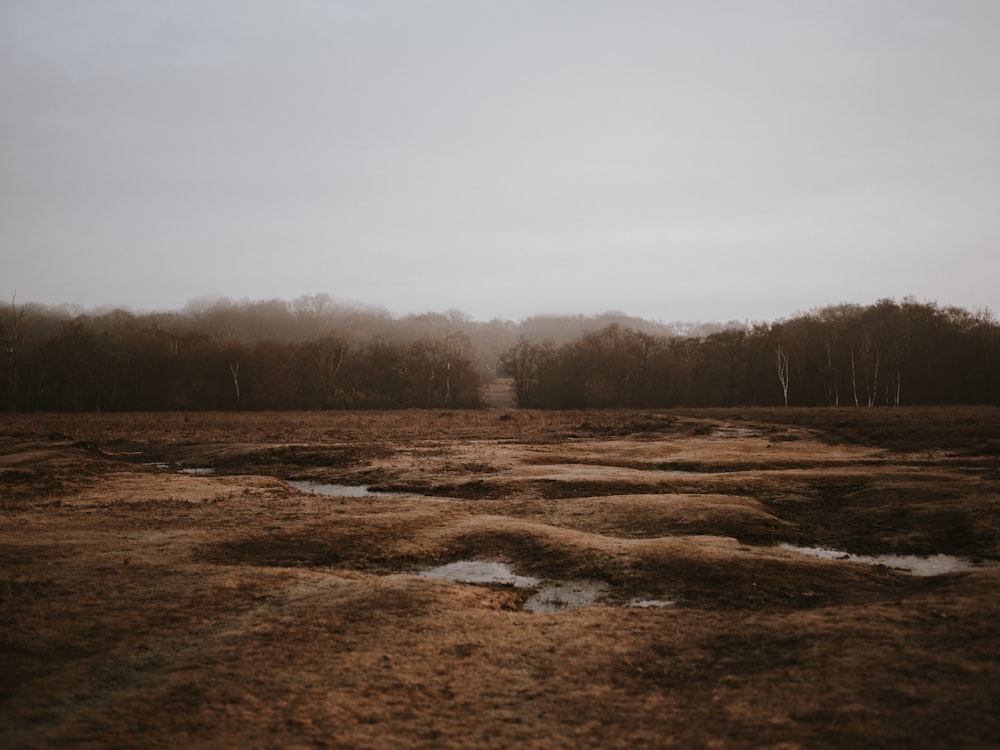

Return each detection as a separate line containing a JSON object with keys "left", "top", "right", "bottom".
{"left": 1, "top": 408, "right": 998, "bottom": 749}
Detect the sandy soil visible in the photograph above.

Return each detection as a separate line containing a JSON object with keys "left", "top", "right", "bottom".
{"left": 2, "top": 408, "right": 999, "bottom": 749}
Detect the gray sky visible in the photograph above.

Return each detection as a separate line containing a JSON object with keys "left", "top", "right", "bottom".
{"left": 2, "top": 1, "right": 999, "bottom": 323}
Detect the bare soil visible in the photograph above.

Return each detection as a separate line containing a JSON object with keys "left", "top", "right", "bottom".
{"left": 2, "top": 407, "right": 999, "bottom": 749}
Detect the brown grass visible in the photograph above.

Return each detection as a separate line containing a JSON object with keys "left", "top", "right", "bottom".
{"left": 1, "top": 407, "right": 998, "bottom": 748}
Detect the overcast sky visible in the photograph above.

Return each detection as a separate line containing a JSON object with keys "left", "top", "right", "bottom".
{"left": 2, "top": 1, "right": 998, "bottom": 323}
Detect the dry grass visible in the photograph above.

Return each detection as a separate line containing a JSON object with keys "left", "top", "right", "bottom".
{"left": 2, "top": 407, "right": 999, "bottom": 748}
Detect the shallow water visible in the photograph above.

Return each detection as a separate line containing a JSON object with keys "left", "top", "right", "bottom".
{"left": 523, "top": 580, "right": 612, "bottom": 613}
{"left": 146, "top": 462, "right": 215, "bottom": 476}
{"left": 421, "top": 561, "right": 539, "bottom": 588}
{"left": 779, "top": 543, "right": 997, "bottom": 576}
{"left": 712, "top": 426, "right": 762, "bottom": 439}
{"left": 287, "top": 481, "right": 395, "bottom": 497}
{"left": 626, "top": 598, "right": 676, "bottom": 609}
{"left": 418, "top": 560, "right": 671, "bottom": 612}
{"left": 419, "top": 561, "right": 605, "bottom": 612}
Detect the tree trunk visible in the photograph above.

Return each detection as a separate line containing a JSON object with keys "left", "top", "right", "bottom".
{"left": 774, "top": 345, "right": 790, "bottom": 407}
{"left": 229, "top": 361, "right": 241, "bottom": 405}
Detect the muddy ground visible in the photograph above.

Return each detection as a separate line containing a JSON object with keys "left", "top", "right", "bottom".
{"left": 2, "top": 407, "right": 999, "bottom": 749}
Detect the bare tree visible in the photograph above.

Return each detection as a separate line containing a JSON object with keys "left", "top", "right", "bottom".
{"left": 774, "top": 344, "right": 790, "bottom": 407}
{"left": 313, "top": 335, "right": 350, "bottom": 406}
{"left": 434, "top": 332, "right": 471, "bottom": 406}
{"left": 811, "top": 338, "right": 839, "bottom": 405}
{"left": 229, "top": 360, "right": 241, "bottom": 404}
{"left": 851, "top": 333, "right": 880, "bottom": 407}
{"left": 4, "top": 294, "right": 32, "bottom": 412}
{"left": 500, "top": 337, "right": 545, "bottom": 407}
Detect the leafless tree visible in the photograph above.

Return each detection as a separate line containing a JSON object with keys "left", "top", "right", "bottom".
{"left": 851, "top": 333, "right": 880, "bottom": 407}
{"left": 229, "top": 360, "right": 241, "bottom": 404}
{"left": 774, "top": 344, "right": 790, "bottom": 407}
{"left": 4, "top": 294, "right": 32, "bottom": 412}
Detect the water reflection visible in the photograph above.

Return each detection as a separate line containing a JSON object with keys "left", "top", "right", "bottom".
{"left": 287, "top": 481, "right": 395, "bottom": 497}
{"left": 419, "top": 560, "right": 609, "bottom": 612}
{"left": 145, "top": 462, "right": 214, "bottom": 476}
{"left": 523, "top": 579, "right": 611, "bottom": 613}
{"left": 626, "top": 598, "right": 676, "bottom": 609}
{"left": 779, "top": 543, "right": 998, "bottom": 576}
{"left": 421, "top": 561, "right": 539, "bottom": 588}
{"left": 712, "top": 426, "right": 761, "bottom": 439}
{"left": 418, "top": 560, "right": 672, "bottom": 612}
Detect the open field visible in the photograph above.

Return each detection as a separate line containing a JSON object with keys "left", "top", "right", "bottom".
{"left": 2, "top": 407, "right": 999, "bottom": 748}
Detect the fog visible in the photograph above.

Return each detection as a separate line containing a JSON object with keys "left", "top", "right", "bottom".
{"left": 2, "top": 2, "right": 999, "bottom": 322}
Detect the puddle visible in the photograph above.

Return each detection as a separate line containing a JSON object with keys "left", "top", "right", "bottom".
{"left": 626, "top": 598, "right": 676, "bottom": 609}
{"left": 712, "top": 426, "right": 761, "bottom": 439}
{"left": 418, "top": 561, "right": 670, "bottom": 612}
{"left": 524, "top": 580, "right": 612, "bottom": 613}
{"left": 421, "top": 561, "right": 539, "bottom": 588}
{"left": 779, "top": 543, "right": 998, "bottom": 576}
{"left": 145, "top": 462, "right": 214, "bottom": 475}
{"left": 287, "top": 481, "right": 396, "bottom": 497}
{"left": 419, "top": 561, "right": 607, "bottom": 612}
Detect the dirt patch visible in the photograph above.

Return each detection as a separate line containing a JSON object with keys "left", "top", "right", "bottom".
{"left": 2, "top": 408, "right": 999, "bottom": 748}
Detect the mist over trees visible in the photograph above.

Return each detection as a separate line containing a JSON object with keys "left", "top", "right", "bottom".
{"left": 502, "top": 299, "right": 1000, "bottom": 408}
{"left": 1, "top": 295, "right": 997, "bottom": 411}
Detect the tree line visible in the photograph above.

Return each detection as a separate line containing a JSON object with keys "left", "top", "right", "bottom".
{"left": 2, "top": 296, "right": 997, "bottom": 411}
{"left": 501, "top": 299, "right": 1000, "bottom": 408}
{"left": 1, "top": 302, "right": 482, "bottom": 411}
